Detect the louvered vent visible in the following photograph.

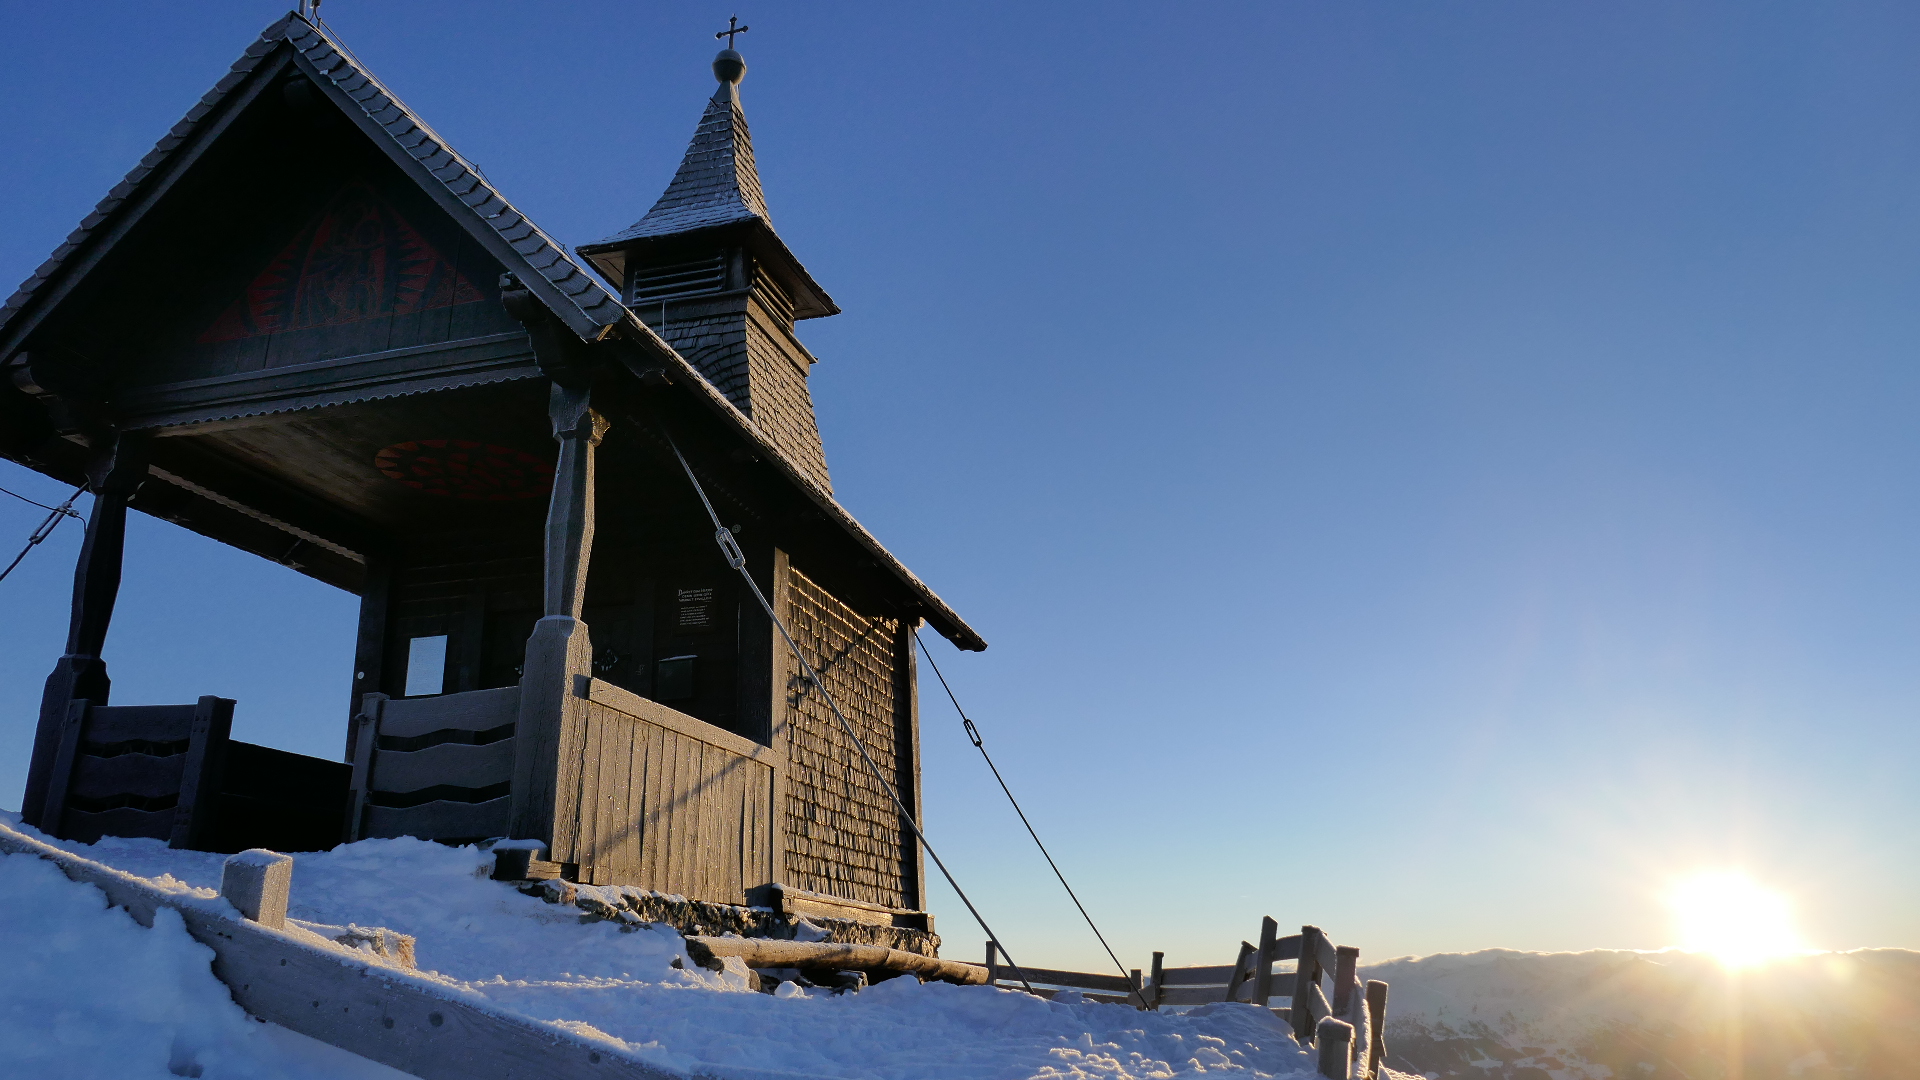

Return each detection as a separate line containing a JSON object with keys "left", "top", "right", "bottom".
{"left": 630, "top": 254, "right": 728, "bottom": 305}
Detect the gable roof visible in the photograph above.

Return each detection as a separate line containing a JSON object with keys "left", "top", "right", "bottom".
{"left": 0, "top": 12, "right": 627, "bottom": 358}
{"left": 0, "top": 12, "right": 982, "bottom": 651}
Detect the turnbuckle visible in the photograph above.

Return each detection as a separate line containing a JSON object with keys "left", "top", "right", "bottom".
{"left": 716, "top": 526, "right": 746, "bottom": 570}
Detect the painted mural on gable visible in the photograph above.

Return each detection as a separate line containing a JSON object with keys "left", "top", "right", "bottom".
{"left": 199, "top": 179, "right": 483, "bottom": 343}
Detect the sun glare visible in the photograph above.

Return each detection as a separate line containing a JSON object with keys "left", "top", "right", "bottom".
{"left": 1668, "top": 871, "right": 1801, "bottom": 968}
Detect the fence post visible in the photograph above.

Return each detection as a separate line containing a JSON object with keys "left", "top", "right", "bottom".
{"left": 1365, "top": 980, "right": 1389, "bottom": 1079}
{"left": 984, "top": 940, "right": 998, "bottom": 987}
{"left": 1148, "top": 951, "right": 1165, "bottom": 1011}
{"left": 1292, "top": 925, "right": 1324, "bottom": 1042}
{"left": 1223, "top": 940, "right": 1256, "bottom": 1002}
{"left": 1253, "top": 916, "right": 1279, "bottom": 1005}
{"left": 1333, "top": 944, "right": 1359, "bottom": 1015}
{"left": 1316, "top": 1016, "right": 1354, "bottom": 1080}
{"left": 222, "top": 848, "right": 293, "bottom": 930}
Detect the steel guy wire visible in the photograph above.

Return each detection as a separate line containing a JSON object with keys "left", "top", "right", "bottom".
{"left": 0, "top": 484, "right": 85, "bottom": 585}
{"left": 914, "top": 629, "right": 1149, "bottom": 1008}
{"left": 0, "top": 483, "right": 73, "bottom": 515}
{"left": 660, "top": 429, "right": 1035, "bottom": 994}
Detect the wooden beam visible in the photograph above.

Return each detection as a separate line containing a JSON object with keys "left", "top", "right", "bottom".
{"left": 684, "top": 936, "right": 987, "bottom": 986}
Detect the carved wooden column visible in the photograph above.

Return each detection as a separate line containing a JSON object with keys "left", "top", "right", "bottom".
{"left": 508, "top": 384, "right": 608, "bottom": 847}
{"left": 22, "top": 432, "right": 149, "bottom": 828}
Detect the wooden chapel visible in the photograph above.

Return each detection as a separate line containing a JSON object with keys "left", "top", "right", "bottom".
{"left": 1, "top": 13, "right": 984, "bottom": 933}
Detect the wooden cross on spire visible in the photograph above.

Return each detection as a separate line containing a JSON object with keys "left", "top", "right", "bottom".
{"left": 716, "top": 16, "right": 749, "bottom": 48}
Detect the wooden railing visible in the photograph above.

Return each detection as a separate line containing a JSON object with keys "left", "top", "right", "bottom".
{"left": 977, "top": 917, "right": 1391, "bottom": 1080}
{"left": 349, "top": 686, "right": 519, "bottom": 843}
{"left": 550, "top": 678, "right": 779, "bottom": 902}
{"left": 44, "top": 695, "right": 347, "bottom": 853}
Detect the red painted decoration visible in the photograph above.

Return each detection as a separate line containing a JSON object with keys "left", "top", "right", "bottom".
{"left": 374, "top": 440, "right": 552, "bottom": 501}
{"left": 200, "top": 180, "right": 483, "bottom": 343}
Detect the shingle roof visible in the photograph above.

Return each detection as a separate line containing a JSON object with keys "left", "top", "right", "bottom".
{"left": 589, "top": 80, "right": 771, "bottom": 246}
{"left": 577, "top": 57, "right": 837, "bottom": 321}
{"left": 0, "top": 12, "right": 628, "bottom": 354}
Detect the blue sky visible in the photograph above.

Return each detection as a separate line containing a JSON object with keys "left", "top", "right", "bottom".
{"left": 3, "top": 1, "right": 1917, "bottom": 970}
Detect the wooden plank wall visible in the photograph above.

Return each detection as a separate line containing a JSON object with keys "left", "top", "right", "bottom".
{"left": 564, "top": 680, "right": 777, "bottom": 904}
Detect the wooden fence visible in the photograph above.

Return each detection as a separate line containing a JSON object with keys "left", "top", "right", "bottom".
{"left": 975, "top": 918, "right": 1390, "bottom": 1080}
{"left": 42, "top": 695, "right": 347, "bottom": 854}
{"left": 350, "top": 678, "right": 779, "bottom": 905}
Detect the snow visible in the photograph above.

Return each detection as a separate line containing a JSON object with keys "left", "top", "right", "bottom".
{"left": 0, "top": 812, "right": 1389, "bottom": 1079}
{"left": 0, "top": 850, "right": 404, "bottom": 1080}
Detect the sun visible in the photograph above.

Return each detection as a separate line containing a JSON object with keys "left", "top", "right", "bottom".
{"left": 1668, "top": 871, "right": 1802, "bottom": 968}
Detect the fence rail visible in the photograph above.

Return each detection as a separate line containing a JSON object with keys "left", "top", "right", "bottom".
{"left": 973, "top": 917, "right": 1390, "bottom": 1080}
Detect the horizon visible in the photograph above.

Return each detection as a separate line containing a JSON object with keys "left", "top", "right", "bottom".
{"left": 2, "top": 1, "right": 1916, "bottom": 973}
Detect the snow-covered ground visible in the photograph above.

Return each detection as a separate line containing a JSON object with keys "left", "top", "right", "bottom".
{"left": 0, "top": 812, "right": 1363, "bottom": 1079}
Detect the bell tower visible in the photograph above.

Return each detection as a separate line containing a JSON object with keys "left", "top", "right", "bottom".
{"left": 577, "top": 44, "right": 839, "bottom": 492}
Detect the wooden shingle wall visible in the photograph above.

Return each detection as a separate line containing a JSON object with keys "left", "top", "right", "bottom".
{"left": 781, "top": 567, "right": 912, "bottom": 909}
{"left": 739, "top": 284, "right": 830, "bottom": 492}
{"left": 646, "top": 274, "right": 831, "bottom": 494}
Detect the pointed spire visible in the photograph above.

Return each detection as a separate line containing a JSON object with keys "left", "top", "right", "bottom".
{"left": 592, "top": 48, "right": 770, "bottom": 245}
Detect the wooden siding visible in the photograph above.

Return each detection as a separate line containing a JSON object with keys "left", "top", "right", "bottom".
{"left": 780, "top": 567, "right": 911, "bottom": 909}
{"left": 560, "top": 680, "right": 776, "bottom": 903}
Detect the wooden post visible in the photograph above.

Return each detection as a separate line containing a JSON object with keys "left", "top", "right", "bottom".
{"left": 543, "top": 385, "right": 604, "bottom": 622}
{"left": 1148, "top": 951, "right": 1165, "bottom": 1011}
{"left": 169, "top": 696, "right": 234, "bottom": 850}
{"left": 1130, "top": 968, "right": 1144, "bottom": 1010}
{"left": 1223, "top": 939, "right": 1257, "bottom": 1002}
{"left": 345, "top": 694, "right": 388, "bottom": 843}
{"left": 22, "top": 433, "right": 148, "bottom": 828}
{"left": 1292, "top": 925, "right": 1324, "bottom": 1043}
{"left": 1333, "top": 944, "right": 1360, "bottom": 1016}
{"left": 509, "top": 385, "right": 607, "bottom": 853}
{"left": 984, "top": 939, "right": 998, "bottom": 986}
{"left": 344, "top": 553, "right": 391, "bottom": 760}
{"left": 1316, "top": 1017, "right": 1354, "bottom": 1080}
{"left": 221, "top": 849, "right": 294, "bottom": 929}
{"left": 38, "top": 700, "right": 90, "bottom": 839}
{"left": 1253, "top": 915, "right": 1280, "bottom": 1005}
{"left": 895, "top": 615, "right": 927, "bottom": 916}
{"left": 1364, "top": 980, "right": 1389, "bottom": 1079}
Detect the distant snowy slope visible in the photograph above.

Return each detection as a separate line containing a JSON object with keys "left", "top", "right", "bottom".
{"left": 1362, "top": 948, "right": 1920, "bottom": 1079}
{"left": 0, "top": 814, "right": 1373, "bottom": 1080}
